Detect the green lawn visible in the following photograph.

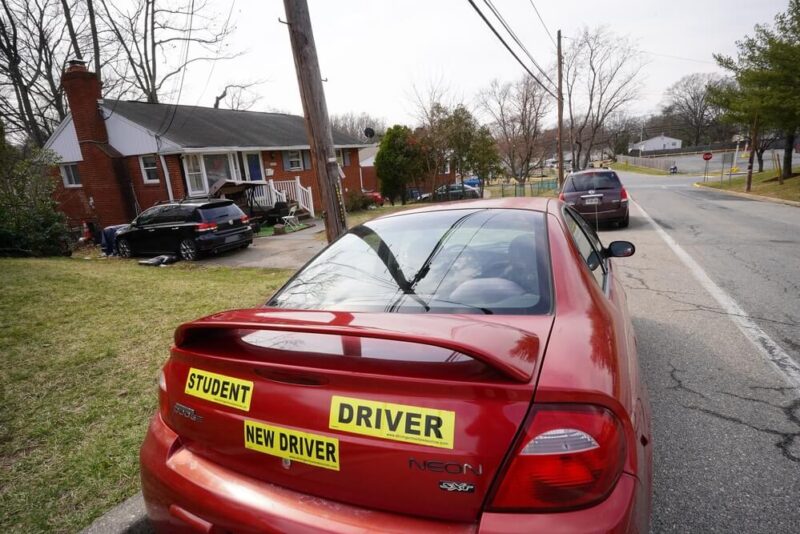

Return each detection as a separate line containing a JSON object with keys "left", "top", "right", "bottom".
{"left": 0, "top": 258, "right": 291, "bottom": 533}
{"left": 700, "top": 167, "right": 799, "bottom": 202}
{"left": 610, "top": 162, "right": 670, "bottom": 176}
{"left": 255, "top": 222, "right": 311, "bottom": 237}
{"left": 485, "top": 179, "right": 558, "bottom": 199}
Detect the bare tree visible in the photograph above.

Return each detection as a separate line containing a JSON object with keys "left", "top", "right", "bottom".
{"left": 98, "top": 0, "right": 238, "bottom": 104}
{"left": 662, "top": 73, "right": 723, "bottom": 146}
{"left": 477, "top": 76, "right": 550, "bottom": 182}
{"left": 412, "top": 82, "right": 455, "bottom": 194}
{"left": 213, "top": 81, "right": 263, "bottom": 110}
{"left": 564, "top": 26, "right": 644, "bottom": 170}
{"left": 330, "top": 112, "right": 386, "bottom": 143}
{"left": 0, "top": 0, "right": 79, "bottom": 145}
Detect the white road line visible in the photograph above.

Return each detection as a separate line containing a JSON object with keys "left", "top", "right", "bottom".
{"left": 631, "top": 199, "right": 800, "bottom": 389}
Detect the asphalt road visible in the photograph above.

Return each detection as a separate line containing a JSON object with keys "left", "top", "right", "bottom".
{"left": 599, "top": 172, "right": 800, "bottom": 533}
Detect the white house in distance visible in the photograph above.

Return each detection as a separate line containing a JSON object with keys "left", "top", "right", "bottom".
{"left": 629, "top": 135, "right": 682, "bottom": 153}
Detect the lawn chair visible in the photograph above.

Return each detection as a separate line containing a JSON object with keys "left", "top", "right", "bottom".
{"left": 282, "top": 205, "right": 300, "bottom": 230}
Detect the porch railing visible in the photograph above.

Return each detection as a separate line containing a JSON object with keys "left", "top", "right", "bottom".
{"left": 273, "top": 177, "right": 315, "bottom": 218}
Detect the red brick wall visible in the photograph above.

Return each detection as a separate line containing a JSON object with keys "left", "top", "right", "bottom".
{"left": 265, "top": 148, "right": 361, "bottom": 212}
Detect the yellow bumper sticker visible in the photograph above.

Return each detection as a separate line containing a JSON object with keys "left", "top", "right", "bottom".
{"left": 184, "top": 368, "right": 253, "bottom": 412}
{"left": 329, "top": 395, "right": 455, "bottom": 449}
{"left": 244, "top": 420, "right": 339, "bottom": 471}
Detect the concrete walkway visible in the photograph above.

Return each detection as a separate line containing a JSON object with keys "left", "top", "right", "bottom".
{"left": 198, "top": 222, "right": 325, "bottom": 270}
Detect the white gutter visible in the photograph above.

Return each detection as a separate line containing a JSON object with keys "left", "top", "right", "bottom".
{"left": 159, "top": 154, "right": 174, "bottom": 201}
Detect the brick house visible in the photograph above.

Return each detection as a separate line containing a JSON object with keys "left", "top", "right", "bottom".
{"left": 45, "top": 61, "right": 366, "bottom": 231}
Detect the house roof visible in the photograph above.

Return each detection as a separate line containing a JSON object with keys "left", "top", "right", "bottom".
{"left": 103, "top": 99, "right": 366, "bottom": 150}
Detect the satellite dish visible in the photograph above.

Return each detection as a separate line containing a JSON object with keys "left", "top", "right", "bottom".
{"left": 364, "top": 127, "right": 375, "bottom": 139}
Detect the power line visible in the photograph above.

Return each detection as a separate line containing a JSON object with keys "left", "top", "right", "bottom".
{"left": 158, "top": 0, "right": 196, "bottom": 138}
{"left": 482, "top": 0, "right": 556, "bottom": 90}
{"left": 640, "top": 50, "right": 717, "bottom": 65}
{"left": 465, "top": 0, "right": 556, "bottom": 99}
{"left": 526, "top": 0, "right": 556, "bottom": 49}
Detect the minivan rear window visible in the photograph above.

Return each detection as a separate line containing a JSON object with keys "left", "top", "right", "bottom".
{"left": 199, "top": 202, "right": 244, "bottom": 221}
{"left": 564, "top": 172, "right": 621, "bottom": 192}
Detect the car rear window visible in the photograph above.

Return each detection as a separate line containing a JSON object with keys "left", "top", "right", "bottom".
{"left": 198, "top": 202, "right": 244, "bottom": 221}
{"left": 268, "top": 209, "right": 552, "bottom": 315}
{"left": 564, "top": 172, "right": 621, "bottom": 192}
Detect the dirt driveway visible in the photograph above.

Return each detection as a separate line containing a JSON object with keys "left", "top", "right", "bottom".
{"left": 198, "top": 223, "right": 324, "bottom": 270}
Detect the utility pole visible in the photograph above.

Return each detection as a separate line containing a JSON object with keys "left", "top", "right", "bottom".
{"left": 283, "top": 0, "right": 347, "bottom": 243}
{"left": 556, "top": 29, "right": 564, "bottom": 187}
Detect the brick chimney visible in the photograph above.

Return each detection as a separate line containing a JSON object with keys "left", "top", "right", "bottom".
{"left": 62, "top": 59, "right": 108, "bottom": 144}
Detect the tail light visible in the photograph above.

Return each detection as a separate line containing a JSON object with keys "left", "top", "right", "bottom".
{"left": 620, "top": 188, "right": 628, "bottom": 201}
{"left": 196, "top": 222, "right": 217, "bottom": 232}
{"left": 157, "top": 367, "right": 170, "bottom": 421}
{"left": 241, "top": 215, "right": 250, "bottom": 224}
{"left": 488, "top": 404, "right": 625, "bottom": 511}
{"left": 558, "top": 192, "right": 565, "bottom": 201}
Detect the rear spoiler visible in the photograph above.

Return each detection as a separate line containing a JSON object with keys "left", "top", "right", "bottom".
{"left": 175, "top": 309, "right": 540, "bottom": 383}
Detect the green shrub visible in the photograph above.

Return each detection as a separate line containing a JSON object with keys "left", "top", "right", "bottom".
{"left": 344, "top": 190, "right": 371, "bottom": 212}
{"left": 0, "top": 141, "right": 71, "bottom": 256}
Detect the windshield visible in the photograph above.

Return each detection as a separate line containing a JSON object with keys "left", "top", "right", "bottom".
{"left": 564, "top": 172, "right": 621, "bottom": 192}
{"left": 268, "top": 209, "right": 552, "bottom": 315}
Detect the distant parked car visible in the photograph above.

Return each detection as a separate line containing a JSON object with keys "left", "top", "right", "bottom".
{"left": 362, "top": 190, "right": 385, "bottom": 206}
{"left": 462, "top": 176, "right": 481, "bottom": 188}
{"left": 116, "top": 199, "right": 253, "bottom": 261}
{"left": 431, "top": 183, "right": 481, "bottom": 201}
{"left": 559, "top": 170, "right": 629, "bottom": 227}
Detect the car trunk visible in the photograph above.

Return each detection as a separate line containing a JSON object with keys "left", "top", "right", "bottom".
{"left": 160, "top": 309, "right": 553, "bottom": 523}
{"left": 574, "top": 188, "right": 622, "bottom": 215}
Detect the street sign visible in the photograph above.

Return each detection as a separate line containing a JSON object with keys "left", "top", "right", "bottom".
{"left": 703, "top": 152, "right": 713, "bottom": 161}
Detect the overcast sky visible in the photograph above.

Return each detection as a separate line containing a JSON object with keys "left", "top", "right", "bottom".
{"left": 176, "top": 0, "right": 789, "bottom": 127}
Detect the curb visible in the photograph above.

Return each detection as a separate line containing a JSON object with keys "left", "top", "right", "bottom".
{"left": 692, "top": 182, "right": 800, "bottom": 207}
{"left": 80, "top": 493, "right": 151, "bottom": 534}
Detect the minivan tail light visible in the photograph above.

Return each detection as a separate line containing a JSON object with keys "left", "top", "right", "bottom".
{"left": 196, "top": 222, "right": 217, "bottom": 232}
{"left": 488, "top": 404, "right": 625, "bottom": 511}
{"left": 241, "top": 215, "right": 250, "bottom": 224}
{"left": 620, "top": 187, "right": 628, "bottom": 201}
{"left": 558, "top": 192, "right": 565, "bottom": 201}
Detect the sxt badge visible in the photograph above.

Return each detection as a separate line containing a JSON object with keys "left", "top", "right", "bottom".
{"left": 439, "top": 481, "right": 475, "bottom": 493}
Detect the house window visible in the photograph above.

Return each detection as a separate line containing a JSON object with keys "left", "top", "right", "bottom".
{"left": 203, "top": 154, "right": 233, "bottom": 185}
{"left": 139, "top": 155, "right": 159, "bottom": 183}
{"left": 286, "top": 150, "right": 303, "bottom": 170}
{"left": 61, "top": 164, "right": 81, "bottom": 187}
{"left": 336, "top": 149, "right": 351, "bottom": 167}
{"left": 184, "top": 154, "right": 205, "bottom": 196}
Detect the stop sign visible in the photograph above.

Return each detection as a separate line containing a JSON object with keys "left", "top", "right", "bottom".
{"left": 703, "top": 152, "right": 713, "bottom": 161}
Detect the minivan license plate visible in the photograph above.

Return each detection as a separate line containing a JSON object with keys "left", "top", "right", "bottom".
{"left": 225, "top": 235, "right": 240, "bottom": 244}
{"left": 585, "top": 197, "right": 600, "bottom": 205}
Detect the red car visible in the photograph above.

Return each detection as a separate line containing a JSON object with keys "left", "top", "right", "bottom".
{"left": 140, "top": 198, "right": 652, "bottom": 533}
{"left": 363, "top": 190, "right": 385, "bottom": 206}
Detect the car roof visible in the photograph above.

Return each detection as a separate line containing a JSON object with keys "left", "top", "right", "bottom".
{"left": 569, "top": 169, "right": 616, "bottom": 176}
{"left": 153, "top": 199, "right": 234, "bottom": 208}
{"left": 373, "top": 197, "right": 553, "bottom": 222}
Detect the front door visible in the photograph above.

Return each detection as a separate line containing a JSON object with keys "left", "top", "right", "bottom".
{"left": 244, "top": 152, "right": 263, "bottom": 181}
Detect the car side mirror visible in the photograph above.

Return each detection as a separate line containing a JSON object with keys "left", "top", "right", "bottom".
{"left": 605, "top": 241, "right": 635, "bottom": 258}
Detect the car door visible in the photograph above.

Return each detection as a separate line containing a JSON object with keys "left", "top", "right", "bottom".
{"left": 128, "top": 206, "right": 163, "bottom": 253}
{"left": 567, "top": 207, "right": 648, "bottom": 481}
{"left": 151, "top": 205, "right": 189, "bottom": 253}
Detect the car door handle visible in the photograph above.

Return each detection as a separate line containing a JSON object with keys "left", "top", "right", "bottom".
{"left": 171, "top": 227, "right": 179, "bottom": 230}
{"left": 147, "top": 229, "right": 155, "bottom": 232}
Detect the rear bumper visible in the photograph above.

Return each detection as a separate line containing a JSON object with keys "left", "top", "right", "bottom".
{"left": 572, "top": 202, "right": 628, "bottom": 221}
{"left": 195, "top": 227, "right": 253, "bottom": 253}
{"left": 141, "top": 414, "right": 645, "bottom": 533}
{"left": 572, "top": 202, "right": 628, "bottom": 222}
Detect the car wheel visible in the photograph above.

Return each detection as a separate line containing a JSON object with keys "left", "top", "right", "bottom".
{"left": 117, "top": 238, "right": 132, "bottom": 258}
{"left": 241, "top": 240, "right": 252, "bottom": 249}
{"left": 619, "top": 213, "right": 629, "bottom": 228}
{"left": 179, "top": 239, "right": 198, "bottom": 261}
